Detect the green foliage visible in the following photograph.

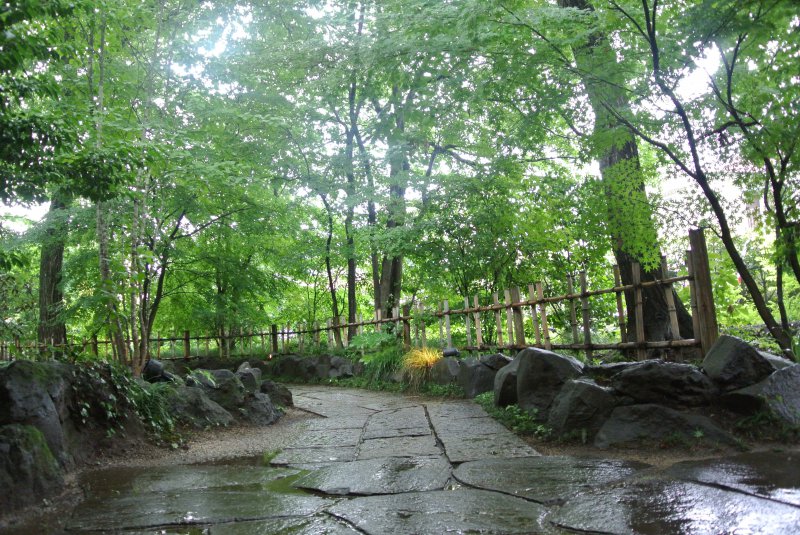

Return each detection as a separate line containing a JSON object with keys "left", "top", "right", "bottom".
{"left": 70, "top": 361, "right": 178, "bottom": 444}
{"left": 474, "top": 392, "right": 551, "bottom": 438}
{"left": 735, "top": 410, "right": 800, "bottom": 443}
{"left": 348, "top": 332, "right": 397, "bottom": 353}
{"left": 418, "top": 383, "right": 465, "bottom": 398}
{"left": 359, "top": 343, "right": 404, "bottom": 383}
{"left": 2, "top": 0, "right": 796, "bottom": 368}
{"left": 261, "top": 450, "right": 281, "bottom": 465}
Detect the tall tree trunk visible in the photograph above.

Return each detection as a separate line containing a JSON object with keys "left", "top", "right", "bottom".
{"left": 378, "top": 87, "right": 409, "bottom": 320}
{"left": 97, "top": 203, "right": 129, "bottom": 364}
{"left": 344, "top": 84, "right": 359, "bottom": 341}
{"left": 354, "top": 126, "right": 381, "bottom": 314}
{"left": 90, "top": 13, "right": 128, "bottom": 364}
{"left": 321, "top": 194, "right": 343, "bottom": 348}
{"left": 38, "top": 194, "right": 69, "bottom": 354}
{"left": 559, "top": 0, "right": 693, "bottom": 352}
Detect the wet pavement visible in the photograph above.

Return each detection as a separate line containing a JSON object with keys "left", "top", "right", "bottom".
{"left": 55, "top": 386, "right": 800, "bottom": 533}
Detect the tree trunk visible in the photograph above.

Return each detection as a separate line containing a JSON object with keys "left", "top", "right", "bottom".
{"left": 378, "top": 88, "right": 409, "bottom": 320}
{"left": 320, "top": 194, "right": 343, "bottom": 348}
{"left": 97, "top": 203, "right": 129, "bottom": 364}
{"left": 559, "top": 0, "right": 693, "bottom": 352}
{"left": 38, "top": 194, "right": 69, "bottom": 354}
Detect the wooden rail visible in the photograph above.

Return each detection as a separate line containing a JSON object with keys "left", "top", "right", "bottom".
{"left": 1, "top": 230, "right": 719, "bottom": 363}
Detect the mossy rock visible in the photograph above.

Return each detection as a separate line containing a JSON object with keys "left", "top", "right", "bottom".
{"left": 0, "top": 423, "right": 64, "bottom": 513}
{"left": 0, "top": 360, "right": 72, "bottom": 466}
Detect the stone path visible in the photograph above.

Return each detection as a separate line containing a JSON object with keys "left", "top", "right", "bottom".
{"left": 64, "top": 386, "right": 800, "bottom": 534}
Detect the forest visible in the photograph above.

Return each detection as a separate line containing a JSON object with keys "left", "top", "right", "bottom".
{"left": 1, "top": 0, "right": 798, "bottom": 370}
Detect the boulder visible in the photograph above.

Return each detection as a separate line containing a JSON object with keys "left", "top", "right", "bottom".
{"left": 0, "top": 424, "right": 64, "bottom": 513}
{"left": 547, "top": 379, "right": 616, "bottom": 439}
{"left": 0, "top": 360, "right": 72, "bottom": 466}
{"left": 314, "top": 354, "right": 333, "bottom": 379}
{"left": 585, "top": 362, "right": 641, "bottom": 385}
{"left": 329, "top": 356, "right": 355, "bottom": 379}
{"left": 479, "top": 353, "right": 512, "bottom": 371}
{"left": 239, "top": 392, "right": 280, "bottom": 426}
{"left": 516, "top": 348, "right": 585, "bottom": 421}
{"left": 236, "top": 368, "right": 262, "bottom": 393}
{"left": 190, "top": 370, "right": 246, "bottom": 413}
{"left": 186, "top": 369, "right": 216, "bottom": 389}
{"left": 260, "top": 380, "right": 293, "bottom": 407}
{"left": 760, "top": 352, "right": 795, "bottom": 371}
{"left": 141, "top": 359, "right": 177, "bottom": 383}
{"left": 236, "top": 361, "right": 252, "bottom": 373}
{"left": 274, "top": 354, "right": 317, "bottom": 381}
{"left": 166, "top": 386, "right": 233, "bottom": 429}
{"left": 702, "top": 336, "right": 775, "bottom": 391}
{"left": 457, "top": 358, "right": 498, "bottom": 399}
{"left": 611, "top": 360, "right": 717, "bottom": 407}
{"left": 493, "top": 354, "right": 522, "bottom": 407}
{"left": 430, "top": 357, "right": 461, "bottom": 385}
{"left": 721, "top": 365, "right": 800, "bottom": 426}
{"left": 594, "top": 404, "right": 738, "bottom": 449}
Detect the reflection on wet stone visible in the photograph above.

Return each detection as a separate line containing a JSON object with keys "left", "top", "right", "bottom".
{"left": 292, "top": 456, "right": 452, "bottom": 495}
{"left": 453, "top": 456, "right": 650, "bottom": 504}
{"left": 551, "top": 479, "right": 800, "bottom": 535}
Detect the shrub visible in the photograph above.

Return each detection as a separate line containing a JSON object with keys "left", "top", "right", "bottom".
{"left": 400, "top": 347, "right": 442, "bottom": 391}
{"left": 474, "top": 392, "right": 551, "bottom": 438}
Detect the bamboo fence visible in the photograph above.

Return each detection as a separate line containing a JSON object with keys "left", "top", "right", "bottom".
{"left": 1, "top": 229, "right": 719, "bottom": 362}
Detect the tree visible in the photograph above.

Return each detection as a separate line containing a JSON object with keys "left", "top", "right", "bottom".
{"left": 594, "top": 0, "right": 797, "bottom": 357}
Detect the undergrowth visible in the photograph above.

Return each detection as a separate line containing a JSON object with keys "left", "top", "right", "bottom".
{"left": 70, "top": 360, "right": 181, "bottom": 446}
{"left": 474, "top": 392, "right": 551, "bottom": 438}
{"left": 735, "top": 410, "right": 800, "bottom": 443}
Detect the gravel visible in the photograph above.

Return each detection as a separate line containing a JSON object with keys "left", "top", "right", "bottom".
{"left": 97, "top": 408, "right": 316, "bottom": 469}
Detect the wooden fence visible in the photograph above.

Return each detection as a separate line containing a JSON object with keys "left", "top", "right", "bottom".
{"left": 1, "top": 230, "right": 719, "bottom": 362}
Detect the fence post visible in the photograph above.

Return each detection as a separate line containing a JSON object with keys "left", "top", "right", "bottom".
{"left": 511, "top": 286, "right": 526, "bottom": 348}
{"left": 613, "top": 266, "right": 627, "bottom": 343}
{"left": 91, "top": 335, "right": 99, "bottom": 357}
{"left": 443, "top": 300, "right": 452, "bottom": 349}
{"left": 299, "top": 324, "right": 305, "bottom": 353}
{"left": 438, "top": 304, "right": 444, "bottom": 344}
{"left": 568, "top": 275, "right": 580, "bottom": 345}
{"left": 473, "top": 295, "right": 483, "bottom": 351}
{"left": 504, "top": 290, "right": 514, "bottom": 351}
{"left": 661, "top": 256, "right": 682, "bottom": 342}
{"left": 686, "top": 251, "right": 702, "bottom": 345}
{"left": 376, "top": 309, "right": 382, "bottom": 333}
{"left": 492, "top": 292, "right": 504, "bottom": 349}
{"left": 271, "top": 325, "right": 278, "bottom": 354}
{"left": 464, "top": 297, "right": 473, "bottom": 353}
{"left": 183, "top": 330, "right": 191, "bottom": 360}
{"left": 580, "top": 272, "right": 592, "bottom": 360}
{"left": 314, "top": 321, "right": 321, "bottom": 347}
{"left": 631, "top": 263, "right": 647, "bottom": 361}
{"left": 327, "top": 319, "right": 333, "bottom": 349}
{"left": 402, "top": 304, "right": 411, "bottom": 351}
{"left": 689, "top": 228, "right": 719, "bottom": 356}
{"left": 420, "top": 304, "right": 427, "bottom": 348}
{"left": 528, "top": 284, "right": 541, "bottom": 347}
{"left": 536, "top": 283, "right": 551, "bottom": 350}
